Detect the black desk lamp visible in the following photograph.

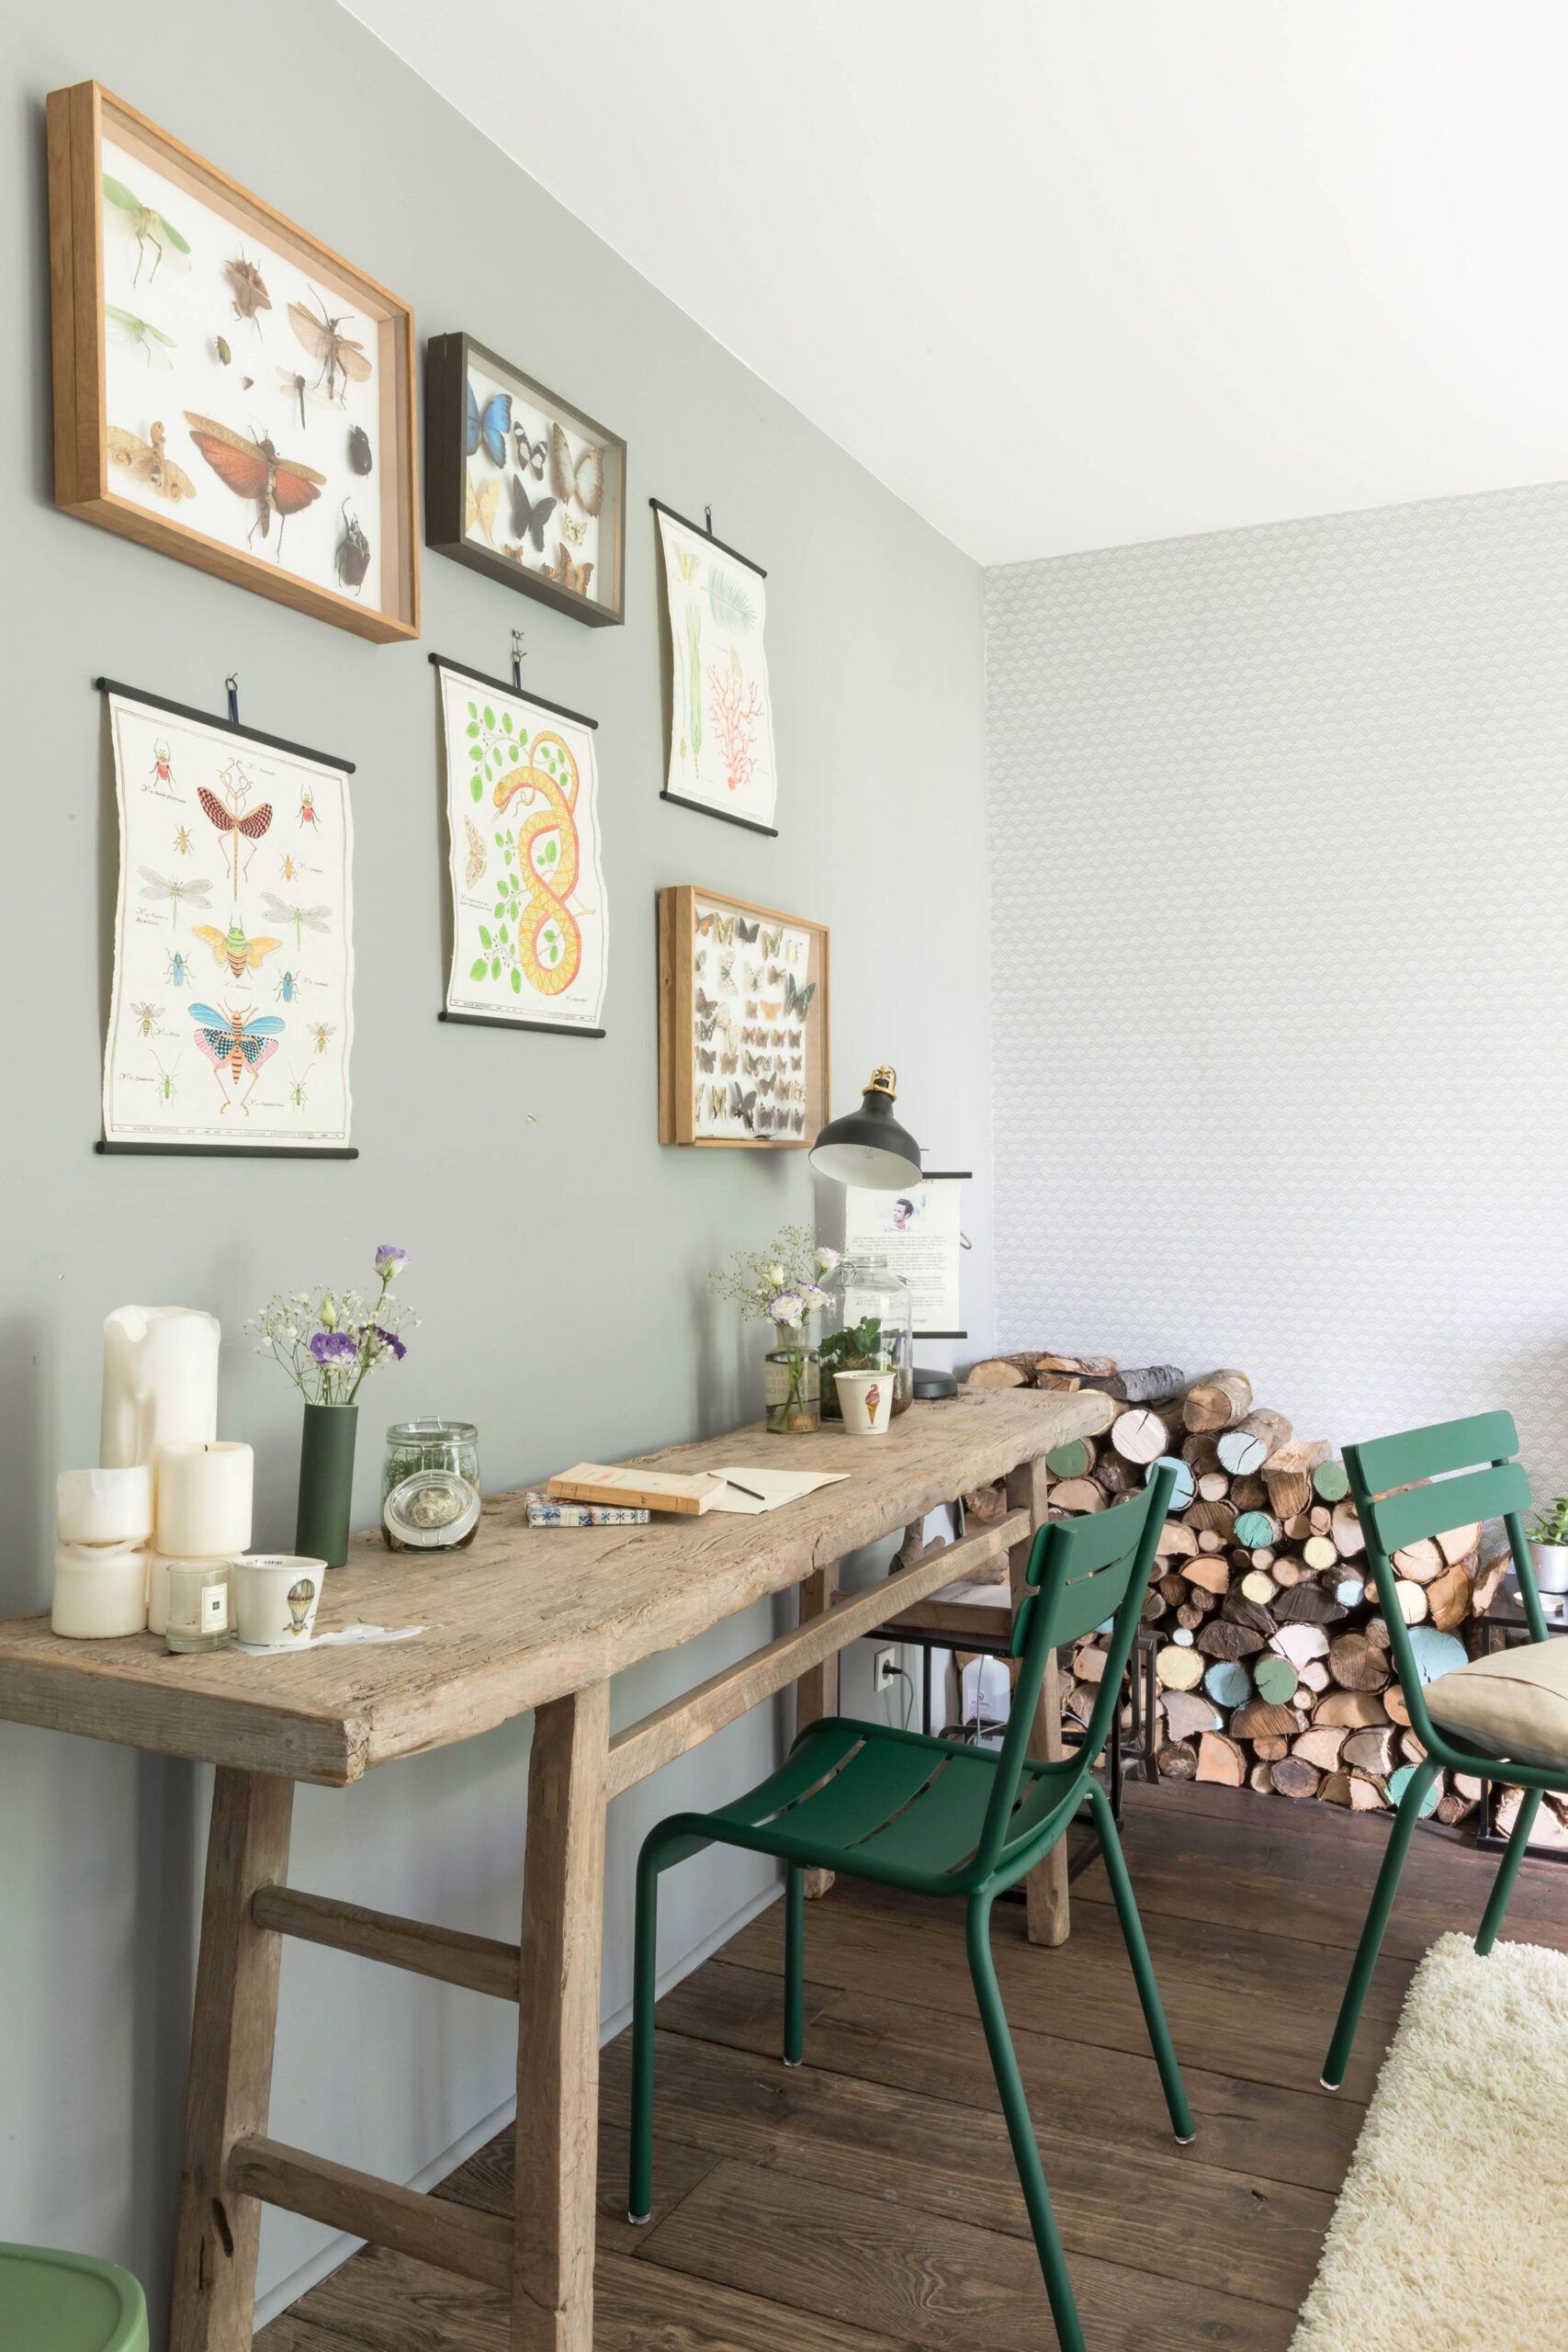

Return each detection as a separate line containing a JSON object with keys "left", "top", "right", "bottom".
{"left": 809, "top": 1068, "right": 957, "bottom": 1398}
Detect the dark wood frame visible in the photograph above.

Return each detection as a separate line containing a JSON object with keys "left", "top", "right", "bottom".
{"left": 657, "top": 885, "right": 829, "bottom": 1148}
{"left": 47, "top": 81, "right": 419, "bottom": 644}
{"left": 424, "top": 334, "right": 626, "bottom": 628}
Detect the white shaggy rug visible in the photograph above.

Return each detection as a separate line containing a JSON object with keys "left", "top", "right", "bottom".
{"left": 1292, "top": 1931, "right": 1568, "bottom": 2350}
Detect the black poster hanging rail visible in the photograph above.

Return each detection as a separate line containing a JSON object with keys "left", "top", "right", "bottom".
{"left": 93, "top": 674, "right": 359, "bottom": 1159}
{"left": 649, "top": 496, "right": 779, "bottom": 839}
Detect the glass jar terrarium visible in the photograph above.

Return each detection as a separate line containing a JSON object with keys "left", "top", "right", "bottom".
{"left": 819, "top": 1257, "right": 913, "bottom": 1420}
{"left": 763, "top": 1325, "right": 821, "bottom": 1434}
{"left": 381, "top": 1419, "right": 482, "bottom": 1551}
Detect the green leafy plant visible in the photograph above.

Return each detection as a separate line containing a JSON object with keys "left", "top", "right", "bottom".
{"left": 819, "top": 1315, "right": 888, "bottom": 1372}
{"left": 1531, "top": 1498, "right": 1568, "bottom": 1547}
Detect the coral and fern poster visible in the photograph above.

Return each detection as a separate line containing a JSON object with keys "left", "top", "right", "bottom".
{"left": 656, "top": 506, "right": 777, "bottom": 831}
{"left": 436, "top": 662, "right": 608, "bottom": 1035}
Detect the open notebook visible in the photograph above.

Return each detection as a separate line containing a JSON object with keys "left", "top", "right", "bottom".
{"left": 705, "top": 1467, "right": 851, "bottom": 1516}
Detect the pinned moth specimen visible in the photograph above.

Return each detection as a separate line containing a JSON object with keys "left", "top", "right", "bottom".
{"left": 538, "top": 541, "right": 593, "bottom": 597}
{"left": 513, "top": 423, "right": 547, "bottom": 477}
{"left": 107, "top": 305, "right": 175, "bottom": 367}
{"left": 466, "top": 468, "right": 502, "bottom": 544}
{"left": 509, "top": 478, "right": 554, "bottom": 553}
{"left": 184, "top": 413, "right": 325, "bottom": 554}
{"left": 288, "top": 288, "right": 371, "bottom": 404}
{"left": 547, "top": 421, "right": 603, "bottom": 515}
{"left": 106, "top": 420, "right": 195, "bottom": 503}
{"left": 335, "top": 502, "right": 370, "bottom": 594}
{"left": 226, "top": 253, "right": 272, "bottom": 330}
{"left": 348, "top": 423, "right": 372, "bottom": 475}
{"left": 102, "top": 173, "right": 190, "bottom": 284}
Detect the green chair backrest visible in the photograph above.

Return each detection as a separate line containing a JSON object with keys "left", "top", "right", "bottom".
{"left": 1345, "top": 1409, "right": 1545, "bottom": 1755}
{"left": 974, "top": 1465, "right": 1173, "bottom": 1877}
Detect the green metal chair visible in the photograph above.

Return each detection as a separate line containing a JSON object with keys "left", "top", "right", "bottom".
{"left": 0, "top": 2244, "right": 148, "bottom": 2352}
{"left": 629, "top": 1466, "right": 1190, "bottom": 2352}
{"left": 1323, "top": 1408, "right": 1562, "bottom": 2090}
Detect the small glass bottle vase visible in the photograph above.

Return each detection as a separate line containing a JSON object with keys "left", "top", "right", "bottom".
{"left": 763, "top": 1321, "right": 820, "bottom": 1434}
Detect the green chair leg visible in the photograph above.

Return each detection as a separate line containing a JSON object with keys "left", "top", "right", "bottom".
{"left": 1085, "top": 1780, "right": 1193, "bottom": 2142}
{"left": 784, "top": 1865, "right": 805, "bottom": 2066}
{"left": 628, "top": 1836, "right": 662, "bottom": 2225}
{"left": 1476, "top": 1786, "right": 1543, "bottom": 1955}
{"left": 965, "top": 1894, "right": 1087, "bottom": 2352}
{"left": 1322, "top": 1753, "right": 1439, "bottom": 2089}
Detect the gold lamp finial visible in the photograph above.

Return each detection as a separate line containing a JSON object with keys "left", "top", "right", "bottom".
{"left": 866, "top": 1066, "right": 897, "bottom": 1099}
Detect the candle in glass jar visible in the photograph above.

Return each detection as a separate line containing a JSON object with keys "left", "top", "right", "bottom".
{"left": 101, "top": 1306, "right": 220, "bottom": 1470}
{"left": 155, "top": 1441, "right": 253, "bottom": 1558}
{"left": 56, "top": 1464, "right": 155, "bottom": 1545}
{"left": 164, "top": 1558, "right": 233, "bottom": 1655}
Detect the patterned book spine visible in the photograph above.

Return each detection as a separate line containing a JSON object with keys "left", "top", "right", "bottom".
{"left": 525, "top": 1491, "right": 651, "bottom": 1528}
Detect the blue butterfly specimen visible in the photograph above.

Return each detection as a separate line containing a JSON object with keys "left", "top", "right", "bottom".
{"left": 466, "top": 379, "right": 513, "bottom": 469}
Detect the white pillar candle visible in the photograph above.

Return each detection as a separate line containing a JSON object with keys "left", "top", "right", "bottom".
{"left": 51, "top": 1540, "right": 149, "bottom": 1639}
{"left": 56, "top": 1464, "right": 155, "bottom": 1545}
{"left": 155, "top": 1441, "right": 254, "bottom": 1558}
{"left": 101, "top": 1306, "right": 221, "bottom": 1470}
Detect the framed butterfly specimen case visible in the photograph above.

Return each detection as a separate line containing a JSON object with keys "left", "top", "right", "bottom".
{"left": 47, "top": 82, "right": 419, "bottom": 643}
{"left": 425, "top": 334, "right": 626, "bottom": 628}
{"left": 657, "top": 886, "right": 829, "bottom": 1148}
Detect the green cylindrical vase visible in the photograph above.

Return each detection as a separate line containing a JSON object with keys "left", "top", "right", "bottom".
{"left": 295, "top": 1402, "right": 358, "bottom": 1569}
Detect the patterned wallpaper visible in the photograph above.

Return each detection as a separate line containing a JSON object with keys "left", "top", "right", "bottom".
{"left": 986, "top": 481, "right": 1568, "bottom": 1489}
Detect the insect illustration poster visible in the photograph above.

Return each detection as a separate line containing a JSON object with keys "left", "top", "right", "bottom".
{"left": 656, "top": 507, "right": 778, "bottom": 831}
{"left": 436, "top": 664, "right": 608, "bottom": 1035}
{"left": 102, "top": 688, "right": 355, "bottom": 1150}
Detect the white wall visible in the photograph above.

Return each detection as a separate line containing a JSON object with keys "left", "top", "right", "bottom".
{"left": 0, "top": 5, "right": 989, "bottom": 2331}
{"left": 987, "top": 481, "right": 1568, "bottom": 1486}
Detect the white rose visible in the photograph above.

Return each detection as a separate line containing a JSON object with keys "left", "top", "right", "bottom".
{"left": 765, "top": 1263, "right": 786, "bottom": 1287}
{"left": 815, "top": 1246, "right": 840, "bottom": 1272}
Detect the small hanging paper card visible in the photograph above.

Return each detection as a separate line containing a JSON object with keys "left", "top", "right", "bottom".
{"left": 102, "top": 688, "right": 354, "bottom": 1149}
{"left": 656, "top": 507, "right": 777, "bottom": 830}
{"left": 436, "top": 663, "right": 608, "bottom": 1032}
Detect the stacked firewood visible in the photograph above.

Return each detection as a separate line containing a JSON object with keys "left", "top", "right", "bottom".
{"left": 964, "top": 1351, "right": 1557, "bottom": 1835}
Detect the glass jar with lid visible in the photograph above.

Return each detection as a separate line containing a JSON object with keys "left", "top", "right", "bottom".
{"left": 381, "top": 1419, "right": 482, "bottom": 1551}
{"left": 818, "top": 1257, "right": 913, "bottom": 1420}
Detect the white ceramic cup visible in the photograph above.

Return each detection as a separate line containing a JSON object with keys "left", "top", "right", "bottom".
{"left": 234, "top": 1555, "right": 326, "bottom": 1649}
{"left": 834, "top": 1369, "right": 894, "bottom": 1437}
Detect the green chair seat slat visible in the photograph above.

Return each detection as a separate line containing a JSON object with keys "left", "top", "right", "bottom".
{"left": 1362, "top": 1461, "right": 1529, "bottom": 1555}
{"left": 721, "top": 1735, "right": 942, "bottom": 1849}
{"left": 710, "top": 1721, "right": 864, "bottom": 1826}
{"left": 1351, "top": 1410, "right": 1518, "bottom": 1498}
{"left": 852, "top": 1750, "right": 998, "bottom": 1872}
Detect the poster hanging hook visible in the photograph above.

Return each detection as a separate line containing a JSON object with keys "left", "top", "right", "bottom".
{"left": 225, "top": 672, "right": 240, "bottom": 724}
{"left": 511, "top": 630, "right": 525, "bottom": 692}
{"left": 705, "top": 504, "right": 714, "bottom": 539}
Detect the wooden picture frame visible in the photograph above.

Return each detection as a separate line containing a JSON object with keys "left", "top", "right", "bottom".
{"left": 658, "top": 886, "right": 829, "bottom": 1148}
{"left": 425, "top": 334, "right": 626, "bottom": 628}
{"left": 47, "top": 81, "right": 419, "bottom": 644}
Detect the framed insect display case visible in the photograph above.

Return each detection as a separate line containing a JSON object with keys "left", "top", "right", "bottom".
{"left": 425, "top": 333, "right": 626, "bottom": 628}
{"left": 657, "top": 886, "right": 829, "bottom": 1148}
{"left": 47, "top": 81, "right": 418, "bottom": 643}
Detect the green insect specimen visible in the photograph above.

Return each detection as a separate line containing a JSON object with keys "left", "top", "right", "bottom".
{"left": 102, "top": 174, "right": 190, "bottom": 285}
{"left": 107, "top": 305, "right": 176, "bottom": 367}
{"left": 215, "top": 334, "right": 232, "bottom": 366}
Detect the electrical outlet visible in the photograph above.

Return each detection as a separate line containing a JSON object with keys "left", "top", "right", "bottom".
{"left": 873, "top": 1646, "right": 897, "bottom": 1693}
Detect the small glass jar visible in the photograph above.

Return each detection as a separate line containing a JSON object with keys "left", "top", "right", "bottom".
{"left": 763, "top": 1325, "right": 820, "bottom": 1434}
{"left": 164, "top": 1558, "right": 233, "bottom": 1655}
{"left": 819, "top": 1257, "right": 914, "bottom": 1420}
{"left": 382, "top": 1419, "right": 482, "bottom": 1551}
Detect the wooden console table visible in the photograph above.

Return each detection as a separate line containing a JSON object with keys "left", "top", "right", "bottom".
{"left": 0, "top": 1387, "right": 1102, "bottom": 2352}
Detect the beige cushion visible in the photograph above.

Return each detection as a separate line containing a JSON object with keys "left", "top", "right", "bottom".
{"left": 1426, "top": 1639, "right": 1568, "bottom": 1769}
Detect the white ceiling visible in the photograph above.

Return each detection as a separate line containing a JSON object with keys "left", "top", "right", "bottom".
{"left": 345, "top": 0, "right": 1568, "bottom": 563}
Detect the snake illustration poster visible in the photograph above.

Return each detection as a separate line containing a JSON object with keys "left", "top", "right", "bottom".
{"left": 102, "top": 687, "right": 355, "bottom": 1151}
{"left": 656, "top": 507, "right": 777, "bottom": 831}
{"left": 436, "top": 664, "right": 608, "bottom": 1034}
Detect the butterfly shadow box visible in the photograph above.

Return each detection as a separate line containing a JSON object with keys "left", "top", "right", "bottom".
{"left": 47, "top": 81, "right": 419, "bottom": 643}
{"left": 657, "top": 885, "right": 829, "bottom": 1149}
{"left": 425, "top": 334, "right": 626, "bottom": 628}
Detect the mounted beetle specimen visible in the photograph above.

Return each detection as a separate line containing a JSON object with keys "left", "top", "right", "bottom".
{"left": 348, "top": 423, "right": 372, "bottom": 476}
{"left": 335, "top": 502, "right": 370, "bottom": 594}
{"left": 226, "top": 251, "right": 271, "bottom": 330}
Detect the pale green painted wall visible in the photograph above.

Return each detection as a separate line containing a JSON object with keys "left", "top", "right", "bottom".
{"left": 0, "top": 4, "right": 991, "bottom": 2326}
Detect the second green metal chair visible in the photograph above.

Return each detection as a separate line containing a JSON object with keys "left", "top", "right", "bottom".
{"left": 628, "top": 1465, "right": 1191, "bottom": 2352}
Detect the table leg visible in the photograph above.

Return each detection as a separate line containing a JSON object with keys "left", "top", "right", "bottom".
{"left": 1007, "top": 1456, "right": 1069, "bottom": 1947}
{"left": 514, "top": 1681, "right": 611, "bottom": 2352}
{"left": 795, "top": 1562, "right": 839, "bottom": 1897}
{"left": 169, "top": 1768, "right": 295, "bottom": 2352}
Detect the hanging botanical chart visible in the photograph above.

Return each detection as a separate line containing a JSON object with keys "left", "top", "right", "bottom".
{"left": 102, "top": 688, "right": 355, "bottom": 1150}
{"left": 435, "top": 663, "right": 608, "bottom": 1034}
{"left": 656, "top": 506, "right": 778, "bottom": 831}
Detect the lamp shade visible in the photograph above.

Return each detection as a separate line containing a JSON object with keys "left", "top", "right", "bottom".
{"left": 809, "top": 1066, "right": 922, "bottom": 1191}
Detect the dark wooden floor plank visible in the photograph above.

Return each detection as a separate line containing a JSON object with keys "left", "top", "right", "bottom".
{"left": 639, "top": 2156, "right": 1295, "bottom": 2352}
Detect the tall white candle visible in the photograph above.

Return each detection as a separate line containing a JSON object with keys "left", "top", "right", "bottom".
{"left": 101, "top": 1306, "right": 220, "bottom": 1470}
{"left": 51, "top": 1540, "right": 149, "bottom": 1639}
{"left": 56, "top": 1464, "right": 155, "bottom": 1545}
{"left": 155, "top": 1441, "right": 254, "bottom": 1558}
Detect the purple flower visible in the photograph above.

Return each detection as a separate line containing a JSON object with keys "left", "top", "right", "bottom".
{"left": 367, "top": 1324, "right": 407, "bottom": 1361}
{"left": 310, "top": 1329, "right": 357, "bottom": 1366}
{"left": 375, "top": 1245, "right": 409, "bottom": 1279}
